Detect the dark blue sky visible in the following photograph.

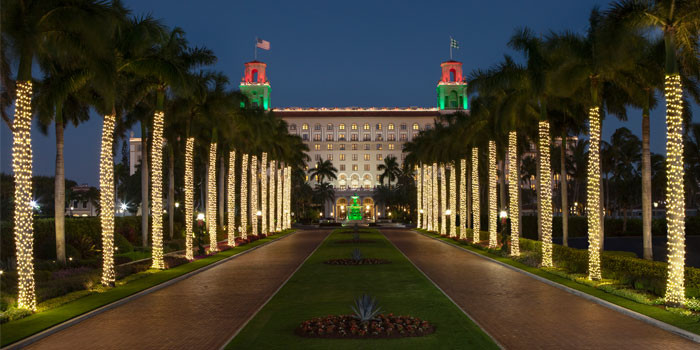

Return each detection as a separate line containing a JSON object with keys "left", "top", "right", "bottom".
{"left": 1, "top": 0, "right": 697, "bottom": 186}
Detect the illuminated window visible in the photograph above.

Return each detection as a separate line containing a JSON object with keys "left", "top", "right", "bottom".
{"left": 364, "top": 154, "right": 370, "bottom": 161}
{"left": 353, "top": 154, "right": 358, "bottom": 161}
{"left": 388, "top": 123, "right": 395, "bottom": 130}
{"left": 352, "top": 144, "right": 358, "bottom": 150}
{"left": 339, "top": 124, "right": 346, "bottom": 130}
{"left": 339, "top": 144, "right": 345, "bottom": 150}
{"left": 376, "top": 134, "right": 383, "bottom": 141}
{"left": 351, "top": 134, "right": 358, "bottom": 141}
{"left": 326, "top": 134, "right": 333, "bottom": 141}
{"left": 364, "top": 144, "right": 370, "bottom": 150}
{"left": 352, "top": 164, "right": 358, "bottom": 171}
{"left": 327, "top": 123, "right": 333, "bottom": 131}
{"left": 314, "top": 144, "right": 320, "bottom": 150}
{"left": 339, "top": 133, "right": 346, "bottom": 141}
{"left": 340, "top": 154, "right": 346, "bottom": 161}
{"left": 327, "top": 154, "right": 333, "bottom": 160}
{"left": 377, "top": 154, "right": 383, "bottom": 161}
{"left": 376, "top": 144, "right": 383, "bottom": 150}
{"left": 313, "top": 134, "right": 321, "bottom": 141}
{"left": 363, "top": 123, "right": 370, "bottom": 130}
{"left": 412, "top": 123, "right": 419, "bottom": 130}
{"left": 400, "top": 134, "right": 407, "bottom": 141}
{"left": 314, "top": 123, "right": 321, "bottom": 131}
{"left": 364, "top": 164, "right": 370, "bottom": 171}
{"left": 340, "top": 164, "right": 345, "bottom": 171}
{"left": 376, "top": 123, "right": 382, "bottom": 130}
{"left": 401, "top": 123, "right": 407, "bottom": 130}
{"left": 363, "top": 134, "right": 371, "bottom": 141}
{"left": 351, "top": 123, "right": 358, "bottom": 130}
{"left": 377, "top": 174, "right": 381, "bottom": 181}
{"left": 327, "top": 144, "right": 333, "bottom": 150}
{"left": 302, "top": 123, "right": 309, "bottom": 130}
{"left": 412, "top": 132, "right": 418, "bottom": 139}
{"left": 388, "top": 144, "right": 395, "bottom": 150}
{"left": 388, "top": 134, "right": 396, "bottom": 141}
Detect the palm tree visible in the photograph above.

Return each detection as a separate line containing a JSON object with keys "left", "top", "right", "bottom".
{"left": 1, "top": 0, "right": 112, "bottom": 309}
{"left": 378, "top": 156, "right": 402, "bottom": 188}
{"left": 308, "top": 159, "right": 338, "bottom": 185}
{"left": 608, "top": 0, "right": 700, "bottom": 306}
{"left": 685, "top": 123, "right": 700, "bottom": 209}
{"left": 313, "top": 182, "right": 335, "bottom": 216}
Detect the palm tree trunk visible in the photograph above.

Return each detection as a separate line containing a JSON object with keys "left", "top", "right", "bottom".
{"left": 508, "top": 131, "right": 520, "bottom": 256}
{"left": 641, "top": 101, "right": 653, "bottom": 260}
{"left": 140, "top": 122, "right": 149, "bottom": 247}
{"left": 99, "top": 111, "right": 117, "bottom": 286}
{"left": 499, "top": 159, "right": 506, "bottom": 214}
{"left": 185, "top": 138, "right": 195, "bottom": 259}
{"left": 488, "top": 141, "right": 498, "bottom": 248}
{"left": 150, "top": 108, "right": 166, "bottom": 269}
{"left": 538, "top": 119, "right": 553, "bottom": 267}
{"left": 561, "top": 131, "right": 568, "bottom": 247}
{"left": 536, "top": 143, "right": 542, "bottom": 241}
{"left": 219, "top": 155, "right": 225, "bottom": 228}
{"left": 168, "top": 145, "right": 174, "bottom": 240}
{"left": 587, "top": 106, "right": 602, "bottom": 280}
{"left": 54, "top": 109, "right": 66, "bottom": 264}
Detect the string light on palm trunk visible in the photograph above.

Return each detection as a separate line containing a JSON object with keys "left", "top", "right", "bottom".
{"left": 241, "top": 154, "right": 248, "bottom": 240}
{"left": 12, "top": 81, "right": 35, "bottom": 310}
{"left": 488, "top": 141, "right": 498, "bottom": 248}
{"left": 440, "top": 164, "right": 446, "bottom": 235}
{"left": 539, "top": 121, "right": 554, "bottom": 267}
{"left": 586, "top": 107, "right": 602, "bottom": 279}
{"left": 261, "top": 153, "right": 268, "bottom": 235}
{"left": 425, "top": 164, "right": 432, "bottom": 231}
{"left": 277, "top": 164, "right": 283, "bottom": 232}
{"left": 450, "top": 162, "right": 457, "bottom": 237}
{"left": 664, "top": 74, "right": 686, "bottom": 306}
{"left": 100, "top": 113, "right": 116, "bottom": 285}
{"left": 251, "top": 155, "right": 258, "bottom": 236}
{"left": 432, "top": 163, "right": 438, "bottom": 232}
{"left": 185, "top": 138, "right": 195, "bottom": 258}
{"left": 207, "top": 143, "right": 218, "bottom": 252}
{"left": 416, "top": 165, "right": 422, "bottom": 229}
{"left": 287, "top": 166, "right": 292, "bottom": 228}
{"left": 227, "top": 150, "right": 236, "bottom": 246}
{"left": 508, "top": 131, "right": 520, "bottom": 256}
{"left": 269, "top": 160, "right": 276, "bottom": 233}
{"left": 423, "top": 164, "right": 429, "bottom": 230}
{"left": 459, "top": 159, "right": 467, "bottom": 240}
{"left": 471, "top": 148, "right": 480, "bottom": 243}
{"left": 150, "top": 111, "right": 165, "bottom": 269}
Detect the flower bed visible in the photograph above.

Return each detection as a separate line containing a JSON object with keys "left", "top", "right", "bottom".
{"left": 296, "top": 314, "right": 434, "bottom": 338}
{"left": 324, "top": 258, "right": 390, "bottom": 265}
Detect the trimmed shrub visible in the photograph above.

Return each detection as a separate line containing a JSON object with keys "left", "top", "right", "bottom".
{"left": 115, "top": 233, "right": 134, "bottom": 253}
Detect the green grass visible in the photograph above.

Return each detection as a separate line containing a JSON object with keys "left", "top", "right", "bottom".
{"left": 115, "top": 250, "right": 151, "bottom": 262}
{"left": 1, "top": 230, "right": 295, "bottom": 347}
{"left": 417, "top": 229, "right": 700, "bottom": 336}
{"left": 227, "top": 229, "right": 498, "bottom": 350}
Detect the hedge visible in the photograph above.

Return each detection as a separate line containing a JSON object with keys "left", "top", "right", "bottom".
{"left": 0, "top": 216, "right": 184, "bottom": 262}
{"left": 516, "top": 215, "right": 700, "bottom": 239}
{"left": 518, "top": 237, "right": 700, "bottom": 298}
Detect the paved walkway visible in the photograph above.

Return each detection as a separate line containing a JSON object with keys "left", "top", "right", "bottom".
{"left": 27, "top": 229, "right": 330, "bottom": 350}
{"left": 382, "top": 229, "right": 697, "bottom": 350}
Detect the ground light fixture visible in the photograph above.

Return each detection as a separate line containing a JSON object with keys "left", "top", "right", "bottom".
{"left": 175, "top": 202, "right": 180, "bottom": 208}
{"left": 197, "top": 212, "right": 205, "bottom": 221}
{"left": 445, "top": 209, "right": 451, "bottom": 216}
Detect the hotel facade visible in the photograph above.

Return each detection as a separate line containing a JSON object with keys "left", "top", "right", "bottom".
{"left": 240, "top": 60, "right": 468, "bottom": 221}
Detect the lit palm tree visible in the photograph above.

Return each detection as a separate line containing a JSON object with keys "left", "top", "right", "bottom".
{"left": 607, "top": 0, "right": 700, "bottom": 306}
{"left": 1, "top": 0, "right": 111, "bottom": 309}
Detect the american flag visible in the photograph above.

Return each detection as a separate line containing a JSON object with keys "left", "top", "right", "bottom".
{"left": 256, "top": 38, "right": 270, "bottom": 50}
{"left": 450, "top": 38, "right": 459, "bottom": 49}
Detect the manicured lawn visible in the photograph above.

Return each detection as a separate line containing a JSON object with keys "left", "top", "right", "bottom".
{"left": 1, "top": 230, "right": 295, "bottom": 347}
{"left": 227, "top": 229, "right": 498, "bottom": 349}
{"left": 417, "top": 229, "right": 700, "bottom": 336}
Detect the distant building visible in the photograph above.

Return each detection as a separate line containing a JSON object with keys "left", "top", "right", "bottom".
{"left": 129, "top": 133, "right": 144, "bottom": 176}
{"left": 66, "top": 184, "right": 98, "bottom": 217}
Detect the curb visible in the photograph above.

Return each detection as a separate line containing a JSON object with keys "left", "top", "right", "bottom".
{"left": 382, "top": 230, "right": 505, "bottom": 350}
{"left": 2, "top": 231, "right": 298, "bottom": 350}
{"left": 218, "top": 229, "right": 332, "bottom": 349}
{"left": 412, "top": 230, "right": 700, "bottom": 344}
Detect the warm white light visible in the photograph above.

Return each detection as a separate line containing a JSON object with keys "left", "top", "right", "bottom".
{"left": 227, "top": 150, "right": 236, "bottom": 246}
{"left": 241, "top": 154, "right": 249, "bottom": 239}
{"left": 251, "top": 155, "right": 258, "bottom": 235}
{"left": 276, "top": 164, "right": 283, "bottom": 232}
{"left": 459, "top": 158, "right": 467, "bottom": 240}
{"left": 269, "top": 160, "right": 276, "bottom": 233}
{"left": 449, "top": 162, "right": 457, "bottom": 237}
{"left": 261, "top": 152, "right": 268, "bottom": 235}
{"left": 508, "top": 131, "right": 520, "bottom": 256}
{"left": 150, "top": 111, "right": 165, "bottom": 269}
{"left": 471, "top": 148, "right": 480, "bottom": 242}
{"left": 197, "top": 212, "right": 205, "bottom": 221}
{"left": 185, "top": 138, "right": 195, "bottom": 259}
{"left": 500, "top": 210, "right": 508, "bottom": 219}
{"left": 432, "top": 163, "right": 438, "bottom": 232}
{"left": 488, "top": 141, "right": 497, "bottom": 248}
{"left": 174, "top": 202, "right": 180, "bottom": 208}
{"left": 440, "top": 164, "right": 446, "bottom": 235}
{"left": 257, "top": 210, "right": 262, "bottom": 216}
{"left": 539, "top": 121, "right": 553, "bottom": 267}
{"left": 99, "top": 112, "right": 116, "bottom": 285}
{"left": 416, "top": 164, "right": 422, "bottom": 229}
{"left": 586, "top": 106, "right": 602, "bottom": 280}
{"left": 207, "top": 142, "right": 218, "bottom": 252}
{"left": 388, "top": 212, "right": 392, "bottom": 216}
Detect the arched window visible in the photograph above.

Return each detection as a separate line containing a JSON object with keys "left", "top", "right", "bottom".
{"left": 351, "top": 123, "right": 358, "bottom": 130}
{"left": 252, "top": 69, "right": 259, "bottom": 82}
{"left": 339, "top": 123, "right": 346, "bottom": 130}
{"left": 302, "top": 123, "right": 309, "bottom": 130}
{"left": 388, "top": 123, "right": 395, "bottom": 130}
{"left": 314, "top": 123, "right": 321, "bottom": 131}
{"left": 449, "top": 68, "right": 456, "bottom": 82}
{"left": 363, "top": 123, "right": 370, "bottom": 130}
{"left": 290, "top": 124, "right": 297, "bottom": 131}
{"left": 412, "top": 123, "right": 419, "bottom": 130}
{"left": 327, "top": 123, "right": 333, "bottom": 130}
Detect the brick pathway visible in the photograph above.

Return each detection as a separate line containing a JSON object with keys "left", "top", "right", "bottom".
{"left": 27, "top": 229, "right": 329, "bottom": 350}
{"left": 383, "top": 229, "right": 697, "bottom": 350}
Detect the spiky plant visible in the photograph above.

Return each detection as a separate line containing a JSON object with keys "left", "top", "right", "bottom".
{"left": 350, "top": 294, "right": 383, "bottom": 322}
{"left": 351, "top": 248, "right": 363, "bottom": 262}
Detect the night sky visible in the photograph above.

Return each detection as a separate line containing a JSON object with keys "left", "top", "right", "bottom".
{"left": 1, "top": 0, "right": 698, "bottom": 186}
